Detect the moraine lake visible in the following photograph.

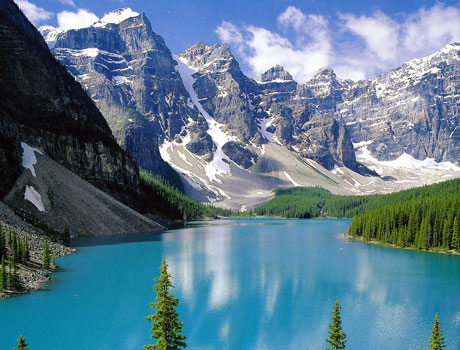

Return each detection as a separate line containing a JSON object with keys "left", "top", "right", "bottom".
{"left": 1, "top": 219, "right": 460, "bottom": 349}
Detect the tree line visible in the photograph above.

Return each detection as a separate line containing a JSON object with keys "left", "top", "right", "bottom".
{"left": 139, "top": 170, "right": 230, "bottom": 222}
{"left": 1, "top": 225, "right": 55, "bottom": 294}
{"left": 348, "top": 183, "right": 460, "bottom": 252}
{"left": 253, "top": 179, "right": 460, "bottom": 222}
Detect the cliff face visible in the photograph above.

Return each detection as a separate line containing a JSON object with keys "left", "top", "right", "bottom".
{"left": 0, "top": 0, "right": 139, "bottom": 203}
{"left": 44, "top": 9, "right": 201, "bottom": 185}
{"left": 338, "top": 43, "right": 460, "bottom": 162}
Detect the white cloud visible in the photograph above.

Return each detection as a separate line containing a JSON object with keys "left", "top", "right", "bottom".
{"left": 214, "top": 4, "right": 460, "bottom": 82}
{"left": 14, "top": 0, "right": 53, "bottom": 25}
{"left": 403, "top": 4, "right": 460, "bottom": 56}
{"left": 340, "top": 11, "right": 399, "bottom": 63}
{"left": 277, "top": 6, "right": 308, "bottom": 32}
{"left": 57, "top": 9, "right": 99, "bottom": 30}
{"left": 59, "top": 0, "right": 77, "bottom": 8}
{"left": 216, "top": 6, "right": 330, "bottom": 82}
{"left": 214, "top": 21, "right": 243, "bottom": 46}
{"left": 278, "top": 5, "right": 328, "bottom": 38}
{"left": 243, "top": 25, "right": 330, "bottom": 82}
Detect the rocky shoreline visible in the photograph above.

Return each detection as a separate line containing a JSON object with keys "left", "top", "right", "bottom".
{"left": 345, "top": 234, "right": 460, "bottom": 255}
{"left": 0, "top": 202, "right": 75, "bottom": 298}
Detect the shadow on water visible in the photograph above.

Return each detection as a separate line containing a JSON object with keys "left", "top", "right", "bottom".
{"left": 71, "top": 231, "right": 168, "bottom": 247}
{"left": 71, "top": 218, "right": 293, "bottom": 247}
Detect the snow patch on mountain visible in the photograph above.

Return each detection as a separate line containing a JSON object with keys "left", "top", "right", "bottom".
{"left": 257, "top": 117, "right": 280, "bottom": 144}
{"left": 24, "top": 185, "right": 45, "bottom": 212}
{"left": 354, "top": 142, "right": 460, "bottom": 172}
{"left": 54, "top": 47, "right": 124, "bottom": 59}
{"left": 284, "top": 172, "right": 300, "bottom": 186}
{"left": 173, "top": 56, "right": 234, "bottom": 183}
{"left": 39, "top": 25, "right": 64, "bottom": 48}
{"left": 112, "top": 76, "right": 131, "bottom": 85}
{"left": 93, "top": 8, "right": 140, "bottom": 27}
{"left": 21, "top": 142, "right": 43, "bottom": 177}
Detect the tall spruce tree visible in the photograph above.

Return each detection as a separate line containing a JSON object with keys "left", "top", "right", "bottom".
{"left": 451, "top": 217, "right": 459, "bottom": 251}
{"left": 0, "top": 226, "right": 4, "bottom": 260}
{"left": 42, "top": 239, "right": 50, "bottom": 269}
{"left": 144, "top": 255, "right": 187, "bottom": 350}
{"left": 426, "top": 314, "right": 446, "bottom": 350}
{"left": 325, "top": 299, "right": 346, "bottom": 350}
{"left": 0, "top": 256, "right": 6, "bottom": 290}
{"left": 24, "top": 236, "right": 29, "bottom": 262}
{"left": 14, "top": 335, "right": 28, "bottom": 350}
{"left": 8, "top": 259, "right": 22, "bottom": 291}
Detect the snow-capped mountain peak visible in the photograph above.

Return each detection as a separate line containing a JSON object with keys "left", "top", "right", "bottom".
{"left": 258, "top": 65, "right": 294, "bottom": 83}
{"left": 93, "top": 8, "right": 140, "bottom": 27}
{"left": 38, "top": 25, "right": 64, "bottom": 48}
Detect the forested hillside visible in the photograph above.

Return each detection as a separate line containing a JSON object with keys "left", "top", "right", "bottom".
{"left": 139, "top": 171, "right": 230, "bottom": 221}
{"left": 253, "top": 180, "right": 460, "bottom": 252}
{"left": 347, "top": 181, "right": 460, "bottom": 251}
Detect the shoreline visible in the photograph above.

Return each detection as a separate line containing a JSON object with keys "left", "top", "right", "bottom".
{"left": 0, "top": 203, "right": 75, "bottom": 299}
{"left": 345, "top": 233, "right": 460, "bottom": 256}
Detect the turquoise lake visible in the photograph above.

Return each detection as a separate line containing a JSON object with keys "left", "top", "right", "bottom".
{"left": 1, "top": 219, "right": 460, "bottom": 349}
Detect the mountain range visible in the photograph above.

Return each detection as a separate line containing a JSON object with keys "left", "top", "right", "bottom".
{"left": 32, "top": 7, "right": 460, "bottom": 210}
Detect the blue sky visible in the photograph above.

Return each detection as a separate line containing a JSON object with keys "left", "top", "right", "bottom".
{"left": 14, "top": 0, "right": 460, "bottom": 81}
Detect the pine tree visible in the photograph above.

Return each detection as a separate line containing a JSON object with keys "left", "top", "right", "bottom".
{"left": 42, "top": 239, "right": 50, "bottom": 269}
{"left": 325, "top": 299, "right": 346, "bottom": 350}
{"left": 21, "top": 236, "right": 29, "bottom": 264}
{"left": 426, "top": 314, "right": 446, "bottom": 350}
{"left": 14, "top": 335, "right": 28, "bottom": 350}
{"left": 451, "top": 217, "right": 459, "bottom": 251}
{"left": 24, "top": 236, "right": 29, "bottom": 262}
{"left": 0, "top": 226, "right": 4, "bottom": 261}
{"left": 12, "top": 230, "right": 18, "bottom": 263}
{"left": 7, "top": 259, "right": 13, "bottom": 289}
{"left": 7, "top": 228, "right": 12, "bottom": 250}
{"left": 144, "top": 255, "right": 187, "bottom": 350}
{"left": 8, "top": 259, "right": 22, "bottom": 291}
{"left": 0, "top": 256, "right": 6, "bottom": 290}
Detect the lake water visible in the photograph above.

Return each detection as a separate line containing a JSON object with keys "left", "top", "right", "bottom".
{"left": 1, "top": 219, "right": 459, "bottom": 349}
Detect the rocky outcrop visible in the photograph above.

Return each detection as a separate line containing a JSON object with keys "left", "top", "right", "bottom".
{"left": 0, "top": 201, "right": 75, "bottom": 297}
{"left": 178, "top": 43, "right": 260, "bottom": 143}
{"left": 0, "top": 0, "right": 140, "bottom": 203}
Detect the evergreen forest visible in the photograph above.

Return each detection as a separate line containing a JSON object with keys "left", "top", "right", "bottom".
{"left": 253, "top": 179, "right": 460, "bottom": 252}
{"left": 139, "top": 170, "right": 230, "bottom": 221}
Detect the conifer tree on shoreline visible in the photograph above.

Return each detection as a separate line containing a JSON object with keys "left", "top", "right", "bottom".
{"left": 426, "top": 314, "right": 446, "bottom": 350}
{"left": 42, "top": 239, "right": 50, "bottom": 269}
{"left": 144, "top": 255, "right": 187, "bottom": 350}
{"left": 325, "top": 299, "right": 346, "bottom": 350}
{"left": 14, "top": 335, "right": 28, "bottom": 350}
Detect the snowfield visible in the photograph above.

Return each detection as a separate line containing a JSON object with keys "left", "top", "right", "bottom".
{"left": 21, "top": 142, "right": 43, "bottom": 177}
{"left": 173, "top": 56, "right": 234, "bottom": 183}
{"left": 24, "top": 185, "right": 45, "bottom": 212}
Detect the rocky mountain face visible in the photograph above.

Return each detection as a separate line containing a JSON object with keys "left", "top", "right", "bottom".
{"left": 0, "top": 0, "right": 165, "bottom": 236}
{"left": 339, "top": 44, "right": 460, "bottom": 163}
{"left": 43, "top": 9, "right": 207, "bottom": 185}
{"left": 39, "top": 7, "right": 460, "bottom": 208}
{"left": 42, "top": 15, "right": 357, "bottom": 175}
